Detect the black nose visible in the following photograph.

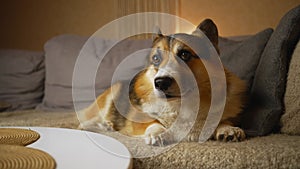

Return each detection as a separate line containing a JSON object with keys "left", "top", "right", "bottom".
{"left": 154, "top": 77, "right": 174, "bottom": 91}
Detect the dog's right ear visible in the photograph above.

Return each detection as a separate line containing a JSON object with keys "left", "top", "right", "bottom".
{"left": 152, "top": 26, "right": 163, "bottom": 41}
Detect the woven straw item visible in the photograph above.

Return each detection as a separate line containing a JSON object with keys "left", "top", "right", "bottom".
{"left": 0, "top": 144, "right": 56, "bottom": 169}
{"left": 0, "top": 128, "right": 40, "bottom": 146}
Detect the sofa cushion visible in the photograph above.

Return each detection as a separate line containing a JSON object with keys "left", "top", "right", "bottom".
{"left": 219, "top": 28, "right": 273, "bottom": 88}
{"left": 36, "top": 35, "right": 88, "bottom": 111}
{"left": 241, "top": 5, "right": 300, "bottom": 136}
{"left": 37, "top": 34, "right": 152, "bottom": 111}
{"left": 0, "top": 50, "right": 44, "bottom": 111}
{"left": 0, "top": 101, "right": 11, "bottom": 112}
{"left": 281, "top": 41, "right": 300, "bottom": 135}
{"left": 0, "top": 110, "right": 299, "bottom": 169}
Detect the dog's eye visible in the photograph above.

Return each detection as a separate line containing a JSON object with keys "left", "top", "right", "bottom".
{"left": 178, "top": 50, "right": 192, "bottom": 61}
{"left": 152, "top": 54, "right": 161, "bottom": 65}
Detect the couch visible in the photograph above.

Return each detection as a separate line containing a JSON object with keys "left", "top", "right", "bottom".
{"left": 0, "top": 5, "right": 299, "bottom": 169}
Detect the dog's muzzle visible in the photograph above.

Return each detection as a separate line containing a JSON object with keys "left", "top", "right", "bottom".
{"left": 154, "top": 76, "right": 174, "bottom": 92}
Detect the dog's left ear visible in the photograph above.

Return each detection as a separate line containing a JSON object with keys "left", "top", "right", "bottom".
{"left": 197, "top": 19, "right": 219, "bottom": 52}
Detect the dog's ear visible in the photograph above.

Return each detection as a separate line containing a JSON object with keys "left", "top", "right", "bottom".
{"left": 197, "top": 19, "right": 219, "bottom": 51}
{"left": 152, "top": 26, "right": 163, "bottom": 41}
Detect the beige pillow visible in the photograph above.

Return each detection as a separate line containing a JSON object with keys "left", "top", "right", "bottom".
{"left": 281, "top": 41, "right": 300, "bottom": 135}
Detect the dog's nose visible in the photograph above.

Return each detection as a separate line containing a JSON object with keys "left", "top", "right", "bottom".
{"left": 154, "top": 77, "right": 174, "bottom": 91}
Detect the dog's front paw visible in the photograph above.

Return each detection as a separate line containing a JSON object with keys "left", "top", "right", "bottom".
{"left": 214, "top": 125, "right": 246, "bottom": 142}
{"left": 144, "top": 123, "right": 168, "bottom": 146}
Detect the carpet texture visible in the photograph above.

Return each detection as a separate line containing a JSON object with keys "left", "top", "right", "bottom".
{"left": 0, "top": 110, "right": 299, "bottom": 169}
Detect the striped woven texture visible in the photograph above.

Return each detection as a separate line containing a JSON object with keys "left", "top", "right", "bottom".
{"left": 0, "top": 128, "right": 40, "bottom": 146}
{"left": 0, "top": 145, "right": 56, "bottom": 169}
{"left": 0, "top": 128, "right": 56, "bottom": 169}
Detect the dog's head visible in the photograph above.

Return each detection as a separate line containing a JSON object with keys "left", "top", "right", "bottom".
{"left": 145, "top": 19, "right": 219, "bottom": 100}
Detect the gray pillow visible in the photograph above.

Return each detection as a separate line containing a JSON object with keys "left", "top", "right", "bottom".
{"left": 241, "top": 5, "right": 300, "bottom": 136}
{"left": 0, "top": 49, "right": 44, "bottom": 111}
{"left": 37, "top": 34, "right": 152, "bottom": 111}
{"left": 36, "top": 35, "right": 88, "bottom": 111}
{"left": 219, "top": 28, "right": 274, "bottom": 89}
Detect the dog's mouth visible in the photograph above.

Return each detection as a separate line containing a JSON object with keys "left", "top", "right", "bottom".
{"left": 165, "top": 93, "right": 180, "bottom": 99}
{"left": 156, "top": 89, "right": 192, "bottom": 100}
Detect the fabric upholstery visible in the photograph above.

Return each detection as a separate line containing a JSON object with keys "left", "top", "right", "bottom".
{"left": 281, "top": 41, "right": 300, "bottom": 135}
{"left": 0, "top": 110, "right": 299, "bottom": 169}
{"left": 241, "top": 5, "right": 300, "bottom": 136}
{"left": 219, "top": 28, "right": 273, "bottom": 88}
{"left": 0, "top": 50, "right": 44, "bottom": 111}
{"left": 37, "top": 34, "right": 151, "bottom": 111}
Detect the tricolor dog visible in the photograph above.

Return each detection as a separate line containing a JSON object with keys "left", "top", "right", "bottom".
{"left": 78, "top": 19, "right": 247, "bottom": 145}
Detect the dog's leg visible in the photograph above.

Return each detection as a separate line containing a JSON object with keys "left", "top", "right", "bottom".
{"left": 214, "top": 122, "right": 246, "bottom": 142}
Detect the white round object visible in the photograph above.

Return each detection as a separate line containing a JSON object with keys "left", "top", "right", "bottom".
{"left": 23, "top": 127, "right": 132, "bottom": 169}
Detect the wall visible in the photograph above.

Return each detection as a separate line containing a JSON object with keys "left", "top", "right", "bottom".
{"left": 0, "top": 0, "right": 299, "bottom": 50}
{"left": 181, "top": 0, "right": 300, "bottom": 36}
{"left": 0, "top": 0, "right": 116, "bottom": 51}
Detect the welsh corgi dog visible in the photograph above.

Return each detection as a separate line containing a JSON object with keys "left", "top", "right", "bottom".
{"left": 78, "top": 19, "right": 247, "bottom": 145}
